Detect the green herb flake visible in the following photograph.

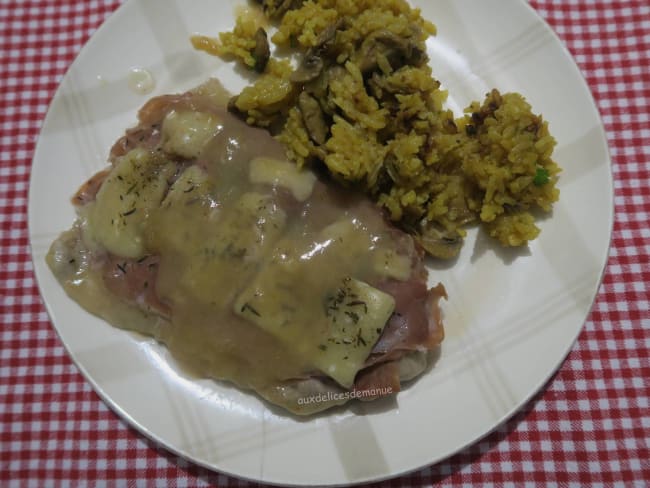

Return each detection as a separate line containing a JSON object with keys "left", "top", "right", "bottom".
{"left": 240, "top": 302, "right": 261, "bottom": 317}
{"left": 533, "top": 167, "right": 550, "bottom": 186}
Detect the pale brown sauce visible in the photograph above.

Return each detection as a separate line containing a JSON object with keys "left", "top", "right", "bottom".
{"left": 47, "top": 80, "right": 415, "bottom": 394}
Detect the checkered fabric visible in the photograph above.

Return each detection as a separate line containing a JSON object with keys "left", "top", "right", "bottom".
{"left": 1, "top": 0, "right": 648, "bottom": 486}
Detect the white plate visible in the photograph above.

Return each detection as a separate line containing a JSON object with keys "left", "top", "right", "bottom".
{"left": 29, "top": 0, "right": 613, "bottom": 485}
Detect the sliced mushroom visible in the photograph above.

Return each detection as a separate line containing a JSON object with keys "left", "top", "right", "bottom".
{"left": 325, "top": 64, "right": 347, "bottom": 85}
{"left": 414, "top": 221, "right": 463, "bottom": 259}
{"left": 298, "top": 91, "right": 329, "bottom": 145}
{"left": 227, "top": 95, "right": 243, "bottom": 117}
{"left": 256, "top": 0, "right": 304, "bottom": 19}
{"left": 291, "top": 19, "right": 346, "bottom": 84}
{"left": 252, "top": 28, "right": 270, "bottom": 73}
{"left": 291, "top": 52, "right": 325, "bottom": 84}
{"left": 384, "top": 154, "right": 403, "bottom": 185}
{"left": 316, "top": 18, "right": 346, "bottom": 51}
{"left": 357, "top": 30, "right": 424, "bottom": 74}
{"left": 310, "top": 64, "right": 348, "bottom": 116}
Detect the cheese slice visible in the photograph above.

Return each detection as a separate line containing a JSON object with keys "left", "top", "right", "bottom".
{"left": 161, "top": 109, "right": 221, "bottom": 159}
{"left": 87, "top": 148, "right": 175, "bottom": 258}
{"left": 235, "top": 262, "right": 395, "bottom": 388}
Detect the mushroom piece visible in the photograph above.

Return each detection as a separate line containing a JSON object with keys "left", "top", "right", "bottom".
{"left": 357, "top": 30, "right": 425, "bottom": 73}
{"left": 414, "top": 221, "right": 463, "bottom": 259}
{"left": 316, "top": 18, "right": 346, "bottom": 51}
{"left": 252, "top": 28, "right": 270, "bottom": 73}
{"left": 255, "top": 0, "right": 304, "bottom": 19}
{"left": 297, "top": 91, "right": 329, "bottom": 145}
{"left": 291, "top": 19, "right": 346, "bottom": 84}
{"left": 384, "top": 154, "right": 403, "bottom": 185}
{"left": 324, "top": 64, "right": 348, "bottom": 91}
{"left": 291, "top": 52, "right": 325, "bottom": 84}
{"left": 227, "top": 95, "right": 243, "bottom": 117}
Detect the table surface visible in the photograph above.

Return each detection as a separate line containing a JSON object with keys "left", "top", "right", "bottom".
{"left": 1, "top": 0, "right": 649, "bottom": 486}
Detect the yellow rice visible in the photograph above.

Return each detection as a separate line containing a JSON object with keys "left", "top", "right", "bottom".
{"left": 193, "top": 0, "right": 561, "bottom": 256}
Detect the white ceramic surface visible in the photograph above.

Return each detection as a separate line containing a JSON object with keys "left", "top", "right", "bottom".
{"left": 29, "top": 0, "right": 613, "bottom": 485}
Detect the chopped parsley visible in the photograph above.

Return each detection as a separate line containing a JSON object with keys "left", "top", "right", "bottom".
{"left": 533, "top": 167, "right": 550, "bottom": 186}
{"left": 240, "top": 302, "right": 261, "bottom": 317}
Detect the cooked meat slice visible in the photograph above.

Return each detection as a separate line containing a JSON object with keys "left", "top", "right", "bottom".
{"left": 48, "top": 79, "right": 446, "bottom": 416}
{"left": 102, "top": 255, "right": 170, "bottom": 317}
{"left": 110, "top": 126, "right": 162, "bottom": 160}
{"left": 372, "top": 281, "right": 446, "bottom": 355}
{"left": 72, "top": 168, "right": 110, "bottom": 205}
{"left": 354, "top": 360, "right": 401, "bottom": 399}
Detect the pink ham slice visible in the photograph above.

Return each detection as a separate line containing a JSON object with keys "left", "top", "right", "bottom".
{"left": 72, "top": 169, "right": 111, "bottom": 205}
{"left": 102, "top": 255, "right": 171, "bottom": 318}
{"left": 373, "top": 279, "right": 446, "bottom": 355}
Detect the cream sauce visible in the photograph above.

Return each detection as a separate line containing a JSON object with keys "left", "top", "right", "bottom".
{"left": 127, "top": 67, "right": 155, "bottom": 95}
{"left": 47, "top": 80, "right": 415, "bottom": 394}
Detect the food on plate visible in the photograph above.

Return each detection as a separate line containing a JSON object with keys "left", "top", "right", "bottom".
{"left": 191, "top": 9, "right": 271, "bottom": 73}
{"left": 47, "top": 79, "right": 446, "bottom": 415}
{"left": 48, "top": 0, "right": 563, "bottom": 416}
{"left": 193, "top": 0, "right": 561, "bottom": 257}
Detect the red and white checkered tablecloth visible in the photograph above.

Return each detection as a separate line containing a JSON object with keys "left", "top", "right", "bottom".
{"left": 1, "top": 0, "right": 649, "bottom": 486}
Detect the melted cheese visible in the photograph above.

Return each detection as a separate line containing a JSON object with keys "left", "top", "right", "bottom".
{"left": 161, "top": 109, "right": 222, "bottom": 159}
{"left": 87, "top": 148, "right": 175, "bottom": 258}
{"left": 236, "top": 273, "right": 394, "bottom": 388}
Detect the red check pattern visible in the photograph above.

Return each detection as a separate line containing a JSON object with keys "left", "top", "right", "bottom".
{"left": 1, "top": 1, "right": 649, "bottom": 486}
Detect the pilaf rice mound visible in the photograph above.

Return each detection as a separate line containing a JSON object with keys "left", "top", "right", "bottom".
{"left": 191, "top": 0, "right": 561, "bottom": 258}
